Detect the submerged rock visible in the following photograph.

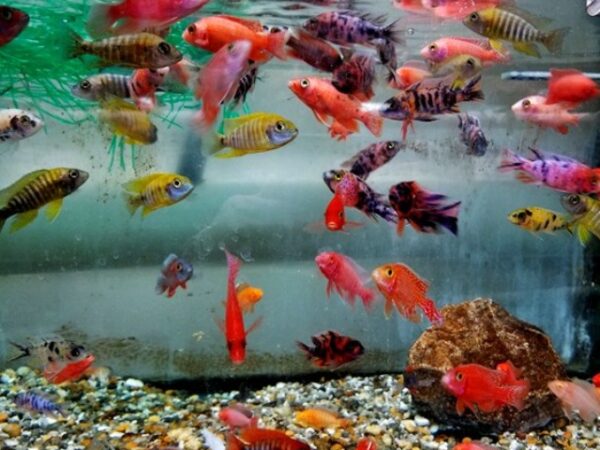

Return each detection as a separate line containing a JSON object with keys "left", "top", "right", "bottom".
{"left": 406, "top": 298, "right": 566, "bottom": 433}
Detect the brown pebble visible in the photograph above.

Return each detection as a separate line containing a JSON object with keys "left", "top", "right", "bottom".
{"left": 331, "top": 444, "right": 344, "bottom": 450}
{"left": 0, "top": 412, "right": 8, "bottom": 423}
{"left": 3, "top": 423, "right": 21, "bottom": 437}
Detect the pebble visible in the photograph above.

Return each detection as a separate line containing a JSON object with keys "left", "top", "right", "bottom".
{"left": 365, "top": 424, "right": 382, "bottom": 435}
{"left": 382, "top": 434, "right": 392, "bottom": 446}
{"left": 124, "top": 379, "right": 144, "bottom": 389}
{"left": 414, "top": 415, "right": 430, "bottom": 427}
{"left": 3, "top": 423, "right": 21, "bottom": 437}
{"left": 401, "top": 419, "right": 417, "bottom": 433}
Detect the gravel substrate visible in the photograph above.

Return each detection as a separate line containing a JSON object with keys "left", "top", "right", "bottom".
{"left": 0, "top": 367, "right": 597, "bottom": 450}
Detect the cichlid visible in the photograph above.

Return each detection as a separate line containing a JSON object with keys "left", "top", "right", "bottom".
{"left": 390, "top": 60, "right": 432, "bottom": 90}
{"left": 122, "top": 172, "right": 193, "bottom": 217}
{"left": 295, "top": 408, "right": 350, "bottom": 429}
{"left": 232, "top": 63, "right": 260, "bottom": 107}
{"left": 429, "top": 54, "right": 483, "bottom": 89}
{"left": 285, "top": 27, "right": 343, "bottom": 72}
{"left": 72, "top": 74, "right": 132, "bottom": 101}
{"left": 457, "top": 113, "right": 488, "bottom": 156}
{"left": 297, "top": 330, "right": 364, "bottom": 369}
{"left": 546, "top": 69, "right": 600, "bottom": 107}
{"left": 99, "top": 97, "right": 158, "bottom": 145}
{"left": 511, "top": 95, "right": 586, "bottom": 135}
{"left": 421, "top": 37, "right": 509, "bottom": 65}
{"left": 0, "top": 168, "right": 88, "bottom": 233}
{"left": 332, "top": 53, "right": 376, "bottom": 101}
{"left": 15, "top": 392, "right": 63, "bottom": 415}
{"left": 9, "top": 338, "right": 88, "bottom": 366}
{"left": 341, "top": 141, "right": 403, "bottom": 180}
{"left": 561, "top": 194, "right": 600, "bottom": 246}
{"left": 211, "top": 112, "right": 298, "bottom": 158}
{"left": 548, "top": 379, "right": 600, "bottom": 424}
{"left": 228, "top": 428, "right": 310, "bottom": 450}
{"left": 507, "top": 207, "right": 571, "bottom": 235}
{"left": 156, "top": 253, "right": 193, "bottom": 298}
{"left": 0, "top": 6, "right": 29, "bottom": 47}
{"left": 0, "top": 109, "right": 43, "bottom": 143}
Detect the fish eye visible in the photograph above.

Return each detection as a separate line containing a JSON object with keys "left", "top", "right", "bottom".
{"left": 80, "top": 80, "right": 91, "bottom": 90}
{"left": 173, "top": 178, "right": 182, "bottom": 188}
{"left": 456, "top": 372, "right": 463, "bottom": 381}
{"left": 386, "top": 142, "right": 395, "bottom": 150}
{"left": 275, "top": 121, "right": 286, "bottom": 132}
{"left": 522, "top": 99, "right": 531, "bottom": 109}
{"left": 187, "top": 24, "right": 196, "bottom": 34}
{"left": 69, "top": 169, "right": 79, "bottom": 179}
{"left": 429, "top": 44, "right": 437, "bottom": 52}
{"left": 1, "top": 9, "right": 12, "bottom": 20}
{"left": 466, "top": 58, "right": 475, "bottom": 68}
{"left": 470, "top": 13, "right": 479, "bottom": 22}
{"left": 386, "top": 268, "right": 394, "bottom": 277}
{"left": 568, "top": 195, "right": 580, "bottom": 205}
{"left": 300, "top": 78, "right": 310, "bottom": 88}
{"left": 176, "top": 263, "right": 183, "bottom": 271}
{"left": 157, "top": 42, "right": 171, "bottom": 55}
{"left": 334, "top": 173, "right": 342, "bottom": 181}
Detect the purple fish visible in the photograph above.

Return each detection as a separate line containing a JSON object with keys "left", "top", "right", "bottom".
{"left": 15, "top": 392, "right": 63, "bottom": 415}
{"left": 332, "top": 53, "right": 376, "bottom": 101}
{"left": 458, "top": 113, "right": 488, "bottom": 156}
{"left": 285, "top": 27, "right": 343, "bottom": 72}
{"left": 341, "top": 141, "right": 403, "bottom": 180}
{"left": 156, "top": 254, "right": 193, "bottom": 298}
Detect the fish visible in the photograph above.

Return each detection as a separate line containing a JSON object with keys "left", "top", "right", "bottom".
{"left": 511, "top": 95, "right": 587, "bottom": 135}
{"left": 130, "top": 67, "right": 169, "bottom": 111}
{"left": 86, "top": 0, "right": 211, "bottom": 38}
{"left": 218, "top": 403, "right": 258, "bottom": 429}
{"left": 285, "top": 27, "right": 343, "bottom": 72}
{"left": 122, "top": 173, "right": 194, "bottom": 217}
{"left": 341, "top": 141, "right": 403, "bottom": 180}
{"left": 457, "top": 113, "right": 488, "bottom": 156}
{"left": 210, "top": 112, "right": 298, "bottom": 158}
{"left": 0, "top": 6, "right": 29, "bottom": 47}
{"left": 420, "top": 37, "right": 509, "bottom": 65}
{"left": 44, "top": 354, "right": 96, "bottom": 384}
{"left": 9, "top": 339, "right": 88, "bottom": 366}
{"left": 236, "top": 283, "right": 264, "bottom": 314}
{"left": 0, "top": 109, "right": 43, "bottom": 144}
{"left": 593, "top": 373, "right": 600, "bottom": 388}
{"left": 507, "top": 207, "right": 571, "bottom": 235}
{"left": 194, "top": 40, "right": 252, "bottom": 129}
{"left": 72, "top": 74, "right": 132, "bottom": 101}
{"left": 69, "top": 32, "right": 183, "bottom": 69}
{"left": 0, "top": 168, "right": 89, "bottom": 234}
{"left": 331, "top": 53, "right": 376, "bottom": 101}
{"left": 422, "top": 0, "right": 503, "bottom": 20}
{"left": 232, "top": 63, "right": 259, "bottom": 107}
{"left": 156, "top": 253, "right": 193, "bottom": 298}
{"left": 220, "top": 250, "right": 262, "bottom": 365}
{"left": 589, "top": 0, "right": 600, "bottom": 16}
{"left": 453, "top": 440, "right": 498, "bottom": 450}
{"left": 374, "top": 38, "right": 399, "bottom": 80}
{"left": 297, "top": 330, "right": 364, "bottom": 368}
{"left": 429, "top": 55, "right": 483, "bottom": 89}
{"left": 201, "top": 429, "right": 225, "bottom": 450}
{"left": 389, "top": 181, "right": 461, "bottom": 236}
{"left": 294, "top": 408, "right": 350, "bottom": 429}
{"left": 545, "top": 69, "right": 600, "bottom": 106}
{"left": 441, "top": 362, "right": 530, "bottom": 415}
{"left": 356, "top": 437, "right": 378, "bottom": 450}
{"left": 183, "top": 15, "right": 288, "bottom": 63}
{"left": 322, "top": 193, "right": 362, "bottom": 232}
{"left": 288, "top": 76, "right": 383, "bottom": 140}
{"left": 498, "top": 148, "right": 600, "bottom": 195}
{"left": 389, "top": 61, "right": 432, "bottom": 90}
{"left": 14, "top": 392, "right": 63, "bottom": 415}
{"left": 315, "top": 251, "right": 375, "bottom": 310}
{"left": 463, "top": 7, "right": 569, "bottom": 57}
{"left": 98, "top": 97, "right": 158, "bottom": 145}
{"left": 561, "top": 194, "right": 600, "bottom": 246}
{"left": 227, "top": 428, "right": 310, "bottom": 450}
{"left": 548, "top": 379, "right": 600, "bottom": 423}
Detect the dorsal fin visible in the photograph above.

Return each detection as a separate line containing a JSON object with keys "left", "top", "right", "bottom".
{"left": 122, "top": 173, "right": 163, "bottom": 194}
{"left": 217, "top": 14, "right": 264, "bottom": 32}
{"left": 223, "top": 112, "right": 266, "bottom": 135}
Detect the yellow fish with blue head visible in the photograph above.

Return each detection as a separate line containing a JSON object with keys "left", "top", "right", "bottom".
{"left": 122, "top": 172, "right": 193, "bottom": 217}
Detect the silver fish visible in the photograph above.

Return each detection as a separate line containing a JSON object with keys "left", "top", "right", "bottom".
{"left": 0, "top": 109, "right": 43, "bottom": 143}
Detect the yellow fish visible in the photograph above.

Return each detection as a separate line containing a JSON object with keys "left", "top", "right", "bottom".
{"left": 561, "top": 194, "right": 600, "bottom": 246}
{"left": 211, "top": 112, "right": 298, "bottom": 158}
{"left": 236, "top": 283, "right": 264, "bottom": 314}
{"left": 429, "top": 55, "right": 483, "bottom": 90}
{"left": 0, "top": 168, "right": 89, "bottom": 233}
{"left": 99, "top": 97, "right": 157, "bottom": 145}
{"left": 122, "top": 173, "right": 193, "bottom": 217}
{"left": 508, "top": 207, "right": 571, "bottom": 235}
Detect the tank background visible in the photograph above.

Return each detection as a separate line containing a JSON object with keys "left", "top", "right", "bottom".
{"left": 0, "top": 0, "right": 598, "bottom": 382}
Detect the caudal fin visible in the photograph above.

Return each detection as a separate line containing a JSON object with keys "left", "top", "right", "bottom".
{"left": 67, "top": 29, "right": 86, "bottom": 59}
{"left": 498, "top": 149, "right": 525, "bottom": 172}
{"left": 155, "top": 276, "right": 167, "bottom": 295}
{"left": 383, "top": 21, "right": 405, "bottom": 45}
{"left": 460, "top": 75, "right": 484, "bottom": 102}
{"left": 121, "top": 192, "right": 140, "bottom": 216}
{"left": 419, "top": 298, "right": 443, "bottom": 326}
{"left": 86, "top": 3, "right": 119, "bottom": 38}
{"left": 266, "top": 28, "right": 289, "bottom": 60}
{"left": 543, "top": 27, "right": 570, "bottom": 55}
{"left": 360, "top": 288, "right": 376, "bottom": 311}
{"left": 505, "top": 381, "right": 530, "bottom": 411}
{"left": 433, "top": 201, "right": 461, "bottom": 236}
{"left": 361, "top": 110, "right": 384, "bottom": 137}
{"left": 8, "top": 341, "right": 31, "bottom": 362}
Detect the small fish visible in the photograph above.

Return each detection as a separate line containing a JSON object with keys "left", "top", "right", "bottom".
{"left": 499, "top": 148, "right": 600, "bottom": 194}
{"left": 356, "top": 437, "right": 378, "bottom": 450}
{"left": 374, "top": 38, "right": 399, "bottom": 81}
{"left": 297, "top": 330, "right": 364, "bottom": 368}
{"left": 389, "top": 60, "right": 432, "bottom": 90}
{"left": 236, "top": 283, "right": 263, "bottom": 314}
{"left": 507, "top": 207, "right": 570, "bottom": 235}
{"left": 227, "top": 428, "right": 310, "bottom": 450}
{"left": 72, "top": 74, "right": 132, "bottom": 101}
{"left": 0, "top": 168, "right": 88, "bottom": 234}
{"left": 0, "top": 6, "right": 29, "bottom": 47}
{"left": 210, "top": 112, "right": 298, "bottom": 158}
{"left": 429, "top": 55, "right": 483, "bottom": 89}
{"left": 219, "top": 403, "right": 258, "bottom": 429}
{"left": 288, "top": 76, "right": 383, "bottom": 140}
{"left": 372, "top": 263, "right": 443, "bottom": 324}
{"left": 130, "top": 67, "right": 169, "bottom": 111}
{"left": 0, "top": 109, "right": 43, "bottom": 144}
{"left": 561, "top": 194, "right": 600, "bottom": 246}
{"left": 99, "top": 97, "right": 157, "bottom": 145}
{"left": 593, "top": 373, "right": 600, "bottom": 388}
{"left": 294, "top": 408, "right": 350, "bottom": 429}
{"left": 232, "top": 63, "right": 259, "bottom": 107}
{"left": 421, "top": 0, "right": 503, "bottom": 20}
{"left": 331, "top": 53, "right": 376, "bottom": 101}
{"left": 9, "top": 339, "right": 88, "bottom": 366}
{"left": 341, "top": 141, "right": 403, "bottom": 180}
{"left": 545, "top": 69, "right": 600, "bottom": 106}
{"left": 156, "top": 254, "right": 193, "bottom": 298}
{"left": 15, "top": 392, "right": 63, "bottom": 415}
{"left": 463, "top": 7, "right": 569, "bottom": 57}
{"left": 44, "top": 354, "right": 96, "bottom": 384}
{"left": 511, "top": 95, "right": 586, "bottom": 135}
{"left": 421, "top": 37, "right": 509, "bottom": 65}
{"left": 285, "top": 27, "right": 343, "bottom": 72}
{"left": 442, "top": 362, "right": 530, "bottom": 415}
{"left": 70, "top": 32, "right": 182, "bottom": 69}
{"left": 548, "top": 379, "right": 600, "bottom": 423}
{"left": 457, "top": 113, "right": 488, "bottom": 156}
{"left": 589, "top": 0, "right": 600, "bottom": 16}
{"left": 122, "top": 173, "right": 194, "bottom": 217}
{"left": 454, "top": 441, "right": 498, "bottom": 450}
{"left": 321, "top": 193, "right": 362, "bottom": 233}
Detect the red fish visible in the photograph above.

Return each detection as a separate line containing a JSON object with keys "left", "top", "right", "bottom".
{"left": 548, "top": 379, "right": 600, "bottom": 423}
{"left": 0, "top": 6, "right": 28, "bottom": 47}
{"left": 323, "top": 193, "right": 362, "bottom": 232}
{"left": 219, "top": 403, "right": 258, "bottom": 429}
{"left": 285, "top": 27, "right": 343, "bottom": 72}
{"left": 130, "top": 67, "right": 169, "bottom": 111}
{"left": 228, "top": 428, "right": 310, "bottom": 450}
{"left": 441, "top": 362, "right": 530, "bottom": 415}
{"left": 389, "top": 61, "right": 432, "bottom": 90}
{"left": 421, "top": 37, "right": 509, "bottom": 65}
{"left": 593, "top": 373, "right": 600, "bottom": 388}
{"left": 356, "top": 437, "right": 378, "bottom": 450}
{"left": 155, "top": 254, "right": 193, "bottom": 298}
{"left": 545, "top": 69, "right": 600, "bottom": 106}
{"left": 511, "top": 95, "right": 587, "bottom": 135}
{"left": 454, "top": 441, "right": 498, "bottom": 450}
{"left": 332, "top": 53, "right": 376, "bottom": 101}
{"left": 44, "top": 354, "right": 96, "bottom": 384}
{"left": 315, "top": 251, "right": 376, "bottom": 310}
{"left": 297, "top": 330, "right": 364, "bottom": 368}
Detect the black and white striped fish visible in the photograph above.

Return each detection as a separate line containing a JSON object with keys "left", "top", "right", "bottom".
{"left": 15, "top": 392, "right": 63, "bottom": 415}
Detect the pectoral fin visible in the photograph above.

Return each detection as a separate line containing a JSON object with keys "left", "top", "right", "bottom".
{"left": 45, "top": 198, "right": 64, "bottom": 222}
{"left": 213, "top": 148, "right": 247, "bottom": 158}
{"left": 512, "top": 42, "right": 541, "bottom": 58}
{"left": 10, "top": 210, "right": 39, "bottom": 233}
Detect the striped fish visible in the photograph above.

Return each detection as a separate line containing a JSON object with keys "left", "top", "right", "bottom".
{"left": 561, "top": 194, "right": 600, "bottom": 246}
{"left": 507, "top": 207, "right": 571, "bottom": 234}
{"left": 122, "top": 172, "right": 194, "bottom": 217}
{"left": 15, "top": 392, "right": 63, "bottom": 415}
{"left": 98, "top": 97, "right": 157, "bottom": 145}
{"left": 341, "top": 141, "right": 403, "bottom": 180}
{"left": 72, "top": 74, "right": 132, "bottom": 101}
{"left": 0, "top": 168, "right": 89, "bottom": 233}
{"left": 69, "top": 32, "right": 182, "bottom": 69}
{"left": 464, "top": 7, "right": 569, "bottom": 58}
{"left": 232, "top": 63, "right": 259, "bottom": 107}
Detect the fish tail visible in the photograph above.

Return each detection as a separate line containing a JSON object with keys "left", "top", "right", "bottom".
{"left": 86, "top": 2, "right": 119, "bottom": 38}
{"left": 360, "top": 288, "right": 376, "bottom": 311}
{"left": 121, "top": 192, "right": 140, "bottom": 216}
{"left": 459, "top": 75, "right": 484, "bottom": 102}
{"left": 543, "top": 27, "right": 569, "bottom": 55}
{"left": 266, "top": 28, "right": 289, "bottom": 60}
{"left": 361, "top": 109, "right": 384, "bottom": 137}
{"left": 498, "top": 149, "right": 524, "bottom": 172}
{"left": 505, "top": 381, "right": 530, "bottom": 411}
{"left": 208, "top": 134, "right": 226, "bottom": 156}
{"left": 383, "top": 20, "right": 404, "bottom": 45}
{"left": 155, "top": 276, "right": 167, "bottom": 295}
{"left": 8, "top": 341, "right": 31, "bottom": 362}
{"left": 434, "top": 201, "right": 461, "bottom": 236}
{"left": 67, "top": 29, "right": 85, "bottom": 59}
{"left": 296, "top": 341, "right": 311, "bottom": 357}
{"left": 225, "top": 249, "right": 242, "bottom": 285}
{"left": 419, "top": 298, "right": 443, "bottom": 326}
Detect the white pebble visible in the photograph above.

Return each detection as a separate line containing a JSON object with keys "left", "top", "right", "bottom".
{"left": 365, "top": 424, "right": 382, "bottom": 435}
{"left": 415, "top": 415, "right": 430, "bottom": 427}
{"left": 1, "top": 374, "right": 14, "bottom": 385}
{"left": 124, "top": 378, "right": 144, "bottom": 389}
{"left": 401, "top": 419, "right": 417, "bottom": 433}
{"left": 109, "top": 432, "right": 124, "bottom": 439}
{"left": 509, "top": 442, "right": 525, "bottom": 450}
{"left": 382, "top": 434, "right": 392, "bottom": 446}
{"left": 430, "top": 425, "right": 439, "bottom": 434}
{"left": 4, "top": 439, "right": 18, "bottom": 447}
{"left": 398, "top": 401, "right": 410, "bottom": 411}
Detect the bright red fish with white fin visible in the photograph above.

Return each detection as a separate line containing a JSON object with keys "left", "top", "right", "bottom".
{"left": 219, "top": 403, "right": 258, "bottom": 429}
{"left": 421, "top": 37, "right": 509, "bottom": 65}
{"left": 315, "top": 251, "right": 376, "bottom": 310}
{"left": 545, "top": 69, "right": 600, "bottom": 107}
{"left": 511, "top": 95, "right": 587, "bottom": 135}
{"left": 44, "top": 354, "right": 96, "bottom": 384}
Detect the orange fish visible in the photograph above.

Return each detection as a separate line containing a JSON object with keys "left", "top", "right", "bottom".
{"left": 389, "top": 60, "right": 432, "bottom": 90}
{"left": 356, "top": 437, "right": 378, "bottom": 450}
{"left": 454, "top": 440, "right": 498, "bottom": 450}
{"left": 236, "top": 283, "right": 263, "bottom": 313}
{"left": 228, "top": 428, "right": 310, "bottom": 450}
{"left": 130, "top": 67, "right": 168, "bottom": 111}
{"left": 593, "top": 373, "right": 600, "bottom": 388}
{"left": 421, "top": 37, "right": 509, "bottom": 65}
{"left": 294, "top": 408, "right": 350, "bottom": 429}
{"left": 288, "top": 76, "right": 383, "bottom": 140}
{"left": 44, "top": 354, "right": 96, "bottom": 384}
{"left": 371, "top": 263, "right": 443, "bottom": 325}
{"left": 546, "top": 69, "right": 600, "bottom": 107}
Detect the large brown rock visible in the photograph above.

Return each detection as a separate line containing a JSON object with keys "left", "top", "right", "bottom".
{"left": 406, "top": 298, "right": 567, "bottom": 433}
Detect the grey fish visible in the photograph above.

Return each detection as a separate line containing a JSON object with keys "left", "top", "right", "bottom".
{"left": 457, "top": 114, "right": 488, "bottom": 156}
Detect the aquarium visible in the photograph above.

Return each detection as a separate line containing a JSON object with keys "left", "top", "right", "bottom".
{"left": 0, "top": 0, "right": 599, "bottom": 449}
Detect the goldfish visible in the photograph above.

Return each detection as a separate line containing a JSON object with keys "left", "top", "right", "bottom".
{"left": 511, "top": 95, "right": 586, "bottom": 135}
{"left": 15, "top": 392, "right": 63, "bottom": 415}
{"left": 332, "top": 53, "right": 376, "bottom": 101}
{"left": 507, "top": 207, "right": 571, "bottom": 235}
{"left": 420, "top": 37, "right": 509, "bottom": 65}
{"left": 232, "top": 63, "right": 259, "bottom": 107}
{"left": 341, "top": 141, "right": 403, "bottom": 180}
{"left": 593, "top": 373, "right": 600, "bottom": 388}
{"left": 429, "top": 55, "right": 483, "bottom": 89}
{"left": 457, "top": 113, "right": 488, "bottom": 156}
{"left": 371, "top": 263, "right": 443, "bottom": 324}
{"left": 44, "top": 354, "right": 96, "bottom": 384}
{"left": 285, "top": 27, "right": 343, "bottom": 72}
{"left": 72, "top": 74, "right": 132, "bottom": 101}
{"left": 210, "top": 112, "right": 298, "bottom": 158}
{"left": 156, "top": 254, "right": 193, "bottom": 298}
{"left": 0, "top": 168, "right": 88, "bottom": 234}
{"left": 86, "top": 0, "right": 211, "bottom": 37}
{"left": 453, "top": 440, "right": 498, "bottom": 450}
{"left": 315, "top": 251, "right": 375, "bottom": 310}
{"left": 499, "top": 148, "right": 600, "bottom": 194}
{"left": 356, "top": 437, "right": 378, "bottom": 450}
{"left": 236, "top": 283, "right": 263, "bottom": 313}
{"left": 442, "top": 362, "right": 530, "bottom": 415}
{"left": 70, "top": 32, "right": 182, "bottom": 69}
{"left": 130, "top": 67, "right": 169, "bottom": 111}
{"left": 389, "top": 61, "right": 432, "bottom": 90}
{"left": 463, "top": 7, "right": 569, "bottom": 57}
{"left": 0, "top": 109, "right": 43, "bottom": 144}
{"left": 297, "top": 330, "right": 364, "bottom": 368}
{"left": 548, "top": 379, "right": 600, "bottom": 423}
{"left": 288, "top": 77, "right": 383, "bottom": 140}
{"left": 99, "top": 97, "right": 158, "bottom": 145}
{"left": 545, "top": 69, "right": 600, "bottom": 106}
{"left": 227, "top": 428, "right": 310, "bottom": 450}
{"left": 389, "top": 181, "right": 461, "bottom": 236}
{"left": 295, "top": 408, "right": 350, "bottom": 429}
{"left": 0, "top": 6, "right": 28, "bottom": 47}
{"left": 194, "top": 40, "right": 251, "bottom": 129}
{"left": 9, "top": 339, "right": 88, "bottom": 366}
{"left": 561, "top": 194, "right": 600, "bottom": 246}
{"left": 219, "top": 403, "right": 258, "bottom": 429}
{"left": 122, "top": 173, "right": 194, "bottom": 217}
{"left": 183, "top": 15, "right": 288, "bottom": 63}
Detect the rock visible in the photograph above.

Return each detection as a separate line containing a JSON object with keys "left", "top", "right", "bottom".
{"left": 124, "top": 378, "right": 144, "bottom": 389}
{"left": 382, "top": 434, "right": 392, "bottom": 446}
{"left": 365, "top": 424, "right": 382, "bottom": 435}
{"left": 406, "top": 299, "right": 567, "bottom": 433}
{"left": 3, "top": 423, "right": 21, "bottom": 437}
{"left": 401, "top": 420, "right": 417, "bottom": 433}
{"left": 414, "top": 415, "right": 430, "bottom": 427}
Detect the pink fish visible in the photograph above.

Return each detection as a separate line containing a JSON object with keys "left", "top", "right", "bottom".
{"left": 219, "top": 403, "right": 259, "bottom": 429}
{"left": 548, "top": 379, "right": 600, "bottom": 423}
{"left": 511, "top": 95, "right": 587, "bottom": 135}
{"left": 422, "top": 0, "right": 503, "bottom": 19}
{"left": 421, "top": 37, "right": 509, "bottom": 65}
{"left": 315, "top": 251, "right": 375, "bottom": 310}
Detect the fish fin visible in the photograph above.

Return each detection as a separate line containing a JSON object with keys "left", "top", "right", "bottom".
{"left": 222, "top": 112, "right": 263, "bottom": 134}
{"left": 515, "top": 172, "right": 537, "bottom": 184}
{"left": 265, "top": 28, "right": 289, "bottom": 60}
{"left": 382, "top": 20, "right": 405, "bottom": 45}
{"left": 512, "top": 42, "right": 541, "bottom": 58}
{"left": 313, "top": 110, "right": 331, "bottom": 127}
{"left": 10, "top": 210, "right": 39, "bottom": 233}
{"left": 8, "top": 341, "right": 31, "bottom": 362}
{"left": 450, "top": 76, "right": 465, "bottom": 90}
{"left": 504, "top": 381, "right": 530, "bottom": 411}
{"left": 141, "top": 206, "right": 155, "bottom": 217}
{"left": 383, "top": 299, "right": 393, "bottom": 319}
{"left": 45, "top": 198, "right": 64, "bottom": 223}
{"left": 212, "top": 148, "right": 247, "bottom": 159}
{"left": 86, "top": 2, "right": 118, "bottom": 38}
{"left": 121, "top": 192, "right": 140, "bottom": 216}
{"left": 419, "top": 298, "right": 443, "bottom": 326}
{"left": 361, "top": 111, "right": 384, "bottom": 137}
{"left": 67, "top": 29, "right": 85, "bottom": 59}
{"left": 214, "top": 316, "right": 226, "bottom": 335}
{"left": 498, "top": 5, "right": 554, "bottom": 28}
{"left": 246, "top": 316, "right": 263, "bottom": 336}
{"left": 208, "top": 134, "right": 226, "bottom": 156}
{"left": 575, "top": 223, "right": 592, "bottom": 246}
{"left": 455, "top": 398, "right": 466, "bottom": 415}
{"left": 155, "top": 276, "right": 167, "bottom": 295}
{"left": 498, "top": 149, "right": 524, "bottom": 172}
{"left": 555, "top": 124, "right": 569, "bottom": 135}
{"left": 489, "top": 39, "right": 505, "bottom": 53}
{"left": 404, "top": 306, "right": 421, "bottom": 323}
{"left": 122, "top": 173, "right": 160, "bottom": 194}
{"left": 326, "top": 279, "right": 333, "bottom": 297}
{"left": 226, "top": 433, "right": 244, "bottom": 450}
{"left": 460, "top": 75, "right": 484, "bottom": 102}
{"left": 218, "top": 15, "right": 264, "bottom": 32}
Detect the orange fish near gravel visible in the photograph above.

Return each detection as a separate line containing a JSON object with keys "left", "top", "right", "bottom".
{"left": 294, "top": 408, "right": 350, "bottom": 429}
{"left": 288, "top": 77, "right": 383, "bottom": 140}
{"left": 454, "top": 440, "right": 498, "bottom": 450}
{"left": 44, "top": 354, "right": 96, "bottom": 384}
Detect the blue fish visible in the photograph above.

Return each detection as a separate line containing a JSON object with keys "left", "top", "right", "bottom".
{"left": 156, "top": 254, "right": 193, "bottom": 298}
{"left": 15, "top": 392, "right": 63, "bottom": 415}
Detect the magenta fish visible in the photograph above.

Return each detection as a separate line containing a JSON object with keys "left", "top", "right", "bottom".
{"left": 341, "top": 141, "right": 403, "bottom": 180}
